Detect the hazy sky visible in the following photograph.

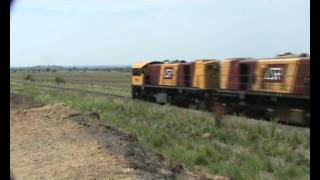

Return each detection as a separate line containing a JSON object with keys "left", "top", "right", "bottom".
{"left": 10, "top": 0, "right": 310, "bottom": 67}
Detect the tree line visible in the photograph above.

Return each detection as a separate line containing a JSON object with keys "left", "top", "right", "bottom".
{"left": 10, "top": 66, "right": 131, "bottom": 73}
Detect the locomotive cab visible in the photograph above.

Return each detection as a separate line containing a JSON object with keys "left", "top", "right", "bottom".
{"left": 132, "top": 61, "right": 160, "bottom": 86}
{"left": 131, "top": 61, "right": 162, "bottom": 98}
{"left": 132, "top": 68, "right": 144, "bottom": 86}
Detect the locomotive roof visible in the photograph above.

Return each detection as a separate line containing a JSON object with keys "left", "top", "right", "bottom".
{"left": 223, "top": 56, "right": 309, "bottom": 62}
{"left": 258, "top": 56, "right": 310, "bottom": 61}
{"left": 132, "top": 61, "right": 163, "bottom": 68}
{"left": 223, "top": 58, "right": 254, "bottom": 61}
{"left": 258, "top": 53, "right": 309, "bottom": 60}
{"left": 194, "top": 59, "right": 219, "bottom": 62}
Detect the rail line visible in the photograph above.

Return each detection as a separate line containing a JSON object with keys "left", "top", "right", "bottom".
{"left": 11, "top": 80, "right": 309, "bottom": 128}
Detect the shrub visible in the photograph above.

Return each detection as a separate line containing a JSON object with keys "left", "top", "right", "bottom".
{"left": 24, "top": 74, "right": 34, "bottom": 82}
{"left": 55, "top": 77, "right": 65, "bottom": 84}
{"left": 194, "top": 153, "right": 209, "bottom": 165}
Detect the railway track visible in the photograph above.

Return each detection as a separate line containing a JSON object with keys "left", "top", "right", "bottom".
{"left": 11, "top": 80, "right": 309, "bottom": 128}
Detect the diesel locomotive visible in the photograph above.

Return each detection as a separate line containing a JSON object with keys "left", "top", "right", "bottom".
{"left": 131, "top": 53, "right": 310, "bottom": 125}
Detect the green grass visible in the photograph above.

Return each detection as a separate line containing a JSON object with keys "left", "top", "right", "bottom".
{"left": 10, "top": 80, "right": 310, "bottom": 180}
{"left": 11, "top": 71, "right": 131, "bottom": 97}
{"left": 10, "top": 71, "right": 131, "bottom": 88}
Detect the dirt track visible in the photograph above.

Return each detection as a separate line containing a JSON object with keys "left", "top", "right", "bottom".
{"left": 10, "top": 93, "right": 228, "bottom": 180}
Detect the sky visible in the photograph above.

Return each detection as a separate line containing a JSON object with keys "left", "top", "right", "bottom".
{"left": 10, "top": 0, "right": 310, "bottom": 67}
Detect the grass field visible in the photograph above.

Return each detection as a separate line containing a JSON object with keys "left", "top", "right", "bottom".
{"left": 10, "top": 71, "right": 310, "bottom": 180}
{"left": 10, "top": 71, "right": 131, "bottom": 97}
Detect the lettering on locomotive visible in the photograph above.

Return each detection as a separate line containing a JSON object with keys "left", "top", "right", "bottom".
{"left": 264, "top": 67, "right": 284, "bottom": 80}
{"left": 164, "top": 67, "right": 174, "bottom": 79}
{"left": 134, "top": 77, "right": 140, "bottom": 82}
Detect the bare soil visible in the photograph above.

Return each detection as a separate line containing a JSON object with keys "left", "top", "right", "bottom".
{"left": 10, "top": 93, "right": 228, "bottom": 180}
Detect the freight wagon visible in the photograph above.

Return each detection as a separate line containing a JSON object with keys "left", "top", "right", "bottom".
{"left": 131, "top": 53, "right": 310, "bottom": 125}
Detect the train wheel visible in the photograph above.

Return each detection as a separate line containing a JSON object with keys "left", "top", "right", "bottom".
{"left": 305, "top": 112, "right": 310, "bottom": 126}
{"left": 275, "top": 106, "right": 289, "bottom": 124}
{"left": 132, "top": 91, "right": 137, "bottom": 98}
{"left": 147, "top": 95, "right": 156, "bottom": 102}
{"left": 198, "top": 101, "right": 207, "bottom": 111}
{"left": 265, "top": 108, "right": 276, "bottom": 121}
{"left": 132, "top": 89, "right": 138, "bottom": 98}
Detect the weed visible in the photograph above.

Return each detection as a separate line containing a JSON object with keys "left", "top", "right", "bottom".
{"left": 24, "top": 74, "right": 35, "bottom": 82}
{"left": 55, "top": 77, "right": 65, "bottom": 84}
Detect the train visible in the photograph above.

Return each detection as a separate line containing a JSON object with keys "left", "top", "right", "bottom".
{"left": 131, "top": 53, "right": 310, "bottom": 125}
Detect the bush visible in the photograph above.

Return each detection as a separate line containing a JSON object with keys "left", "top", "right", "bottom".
{"left": 55, "top": 77, "right": 65, "bottom": 84}
{"left": 24, "top": 74, "right": 34, "bottom": 82}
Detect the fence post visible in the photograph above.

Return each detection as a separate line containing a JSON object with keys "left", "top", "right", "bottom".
{"left": 213, "top": 101, "right": 225, "bottom": 127}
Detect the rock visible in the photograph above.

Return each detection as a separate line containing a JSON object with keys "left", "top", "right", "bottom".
{"left": 127, "top": 134, "right": 138, "bottom": 142}
{"left": 89, "top": 112, "right": 100, "bottom": 119}
{"left": 155, "top": 153, "right": 165, "bottom": 162}
{"left": 159, "top": 168, "right": 174, "bottom": 177}
{"left": 121, "top": 168, "right": 133, "bottom": 174}
{"left": 193, "top": 166, "right": 200, "bottom": 171}
{"left": 213, "top": 176, "right": 230, "bottom": 180}
{"left": 202, "top": 133, "right": 211, "bottom": 139}
{"left": 200, "top": 173, "right": 230, "bottom": 180}
{"left": 171, "top": 164, "right": 184, "bottom": 173}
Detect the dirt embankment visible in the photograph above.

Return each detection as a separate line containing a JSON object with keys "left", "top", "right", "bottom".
{"left": 10, "top": 93, "right": 228, "bottom": 180}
